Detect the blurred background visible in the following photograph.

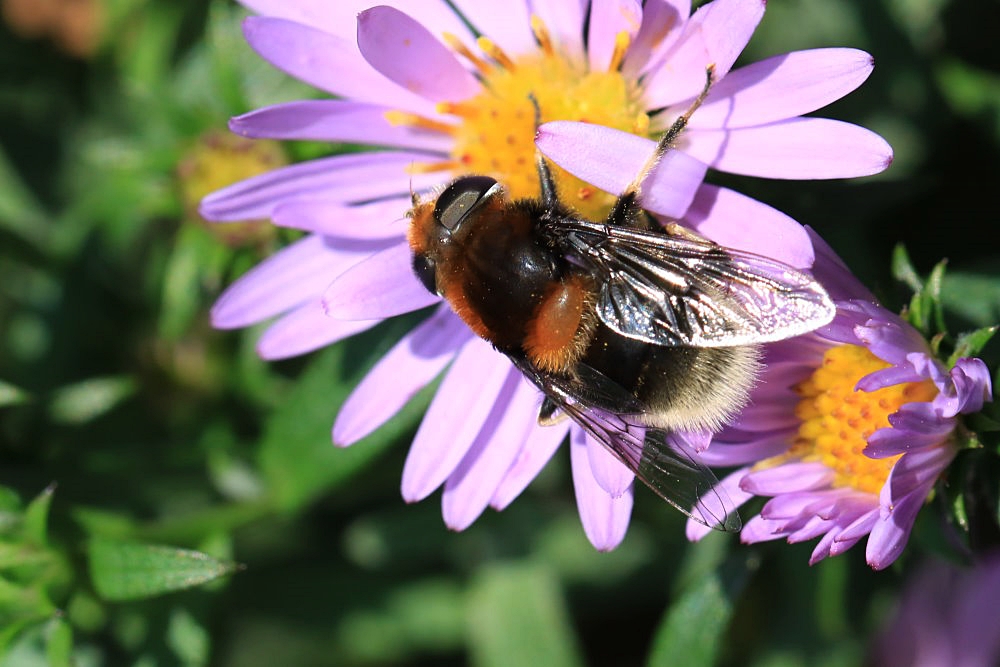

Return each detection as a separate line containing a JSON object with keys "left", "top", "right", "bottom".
{"left": 0, "top": 0, "right": 998, "bottom": 665}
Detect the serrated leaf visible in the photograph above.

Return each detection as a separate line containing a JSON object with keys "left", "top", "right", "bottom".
{"left": 48, "top": 376, "right": 137, "bottom": 424}
{"left": 88, "top": 538, "right": 240, "bottom": 601}
{"left": 467, "top": 563, "right": 584, "bottom": 667}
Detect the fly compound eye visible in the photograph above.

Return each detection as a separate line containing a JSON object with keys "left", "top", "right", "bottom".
{"left": 411, "top": 254, "right": 437, "bottom": 295}
{"left": 434, "top": 176, "right": 500, "bottom": 231}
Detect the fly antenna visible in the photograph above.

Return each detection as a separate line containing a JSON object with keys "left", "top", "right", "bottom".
{"left": 528, "top": 92, "right": 559, "bottom": 207}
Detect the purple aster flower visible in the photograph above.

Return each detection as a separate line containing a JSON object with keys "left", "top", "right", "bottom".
{"left": 868, "top": 555, "right": 1000, "bottom": 667}
{"left": 202, "top": 0, "right": 891, "bottom": 549}
{"left": 685, "top": 230, "right": 993, "bottom": 569}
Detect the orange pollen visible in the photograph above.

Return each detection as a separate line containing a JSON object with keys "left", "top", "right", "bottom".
{"left": 383, "top": 110, "right": 456, "bottom": 135}
{"left": 443, "top": 32, "right": 492, "bottom": 75}
{"left": 530, "top": 15, "right": 555, "bottom": 56}
{"left": 477, "top": 36, "right": 516, "bottom": 71}
{"left": 608, "top": 31, "right": 631, "bottom": 72}
{"left": 770, "top": 344, "right": 939, "bottom": 495}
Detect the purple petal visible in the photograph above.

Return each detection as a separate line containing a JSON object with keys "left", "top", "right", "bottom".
{"left": 855, "top": 365, "right": 925, "bottom": 392}
{"left": 242, "top": 17, "right": 438, "bottom": 116}
{"left": 740, "top": 461, "right": 834, "bottom": 494}
{"left": 536, "top": 122, "right": 707, "bottom": 218}
{"left": 357, "top": 7, "right": 480, "bottom": 103}
{"left": 726, "top": 392, "right": 801, "bottom": 433}
{"left": 322, "top": 242, "right": 440, "bottom": 320}
{"left": 570, "top": 432, "right": 634, "bottom": 551}
{"left": 643, "top": 0, "right": 765, "bottom": 108}
{"left": 443, "top": 371, "right": 539, "bottom": 530}
{"left": 883, "top": 446, "right": 954, "bottom": 499}
{"left": 449, "top": 1, "right": 535, "bottom": 57}
{"left": 587, "top": 0, "right": 643, "bottom": 72}
{"left": 211, "top": 235, "right": 386, "bottom": 328}
{"left": 580, "top": 429, "right": 635, "bottom": 498}
{"left": 272, "top": 197, "right": 410, "bottom": 239}
{"left": 257, "top": 300, "right": 379, "bottom": 361}
{"left": 491, "top": 419, "right": 570, "bottom": 510}
{"left": 833, "top": 507, "right": 878, "bottom": 544}
{"left": 199, "top": 151, "right": 445, "bottom": 222}
{"left": 685, "top": 467, "right": 753, "bottom": 540}
{"left": 530, "top": 0, "right": 588, "bottom": 60}
{"left": 683, "top": 118, "right": 894, "bottom": 179}
{"left": 938, "top": 358, "right": 993, "bottom": 417}
{"left": 805, "top": 227, "right": 876, "bottom": 302}
{"left": 684, "top": 184, "right": 814, "bottom": 268}
{"left": 622, "top": 0, "right": 689, "bottom": 78}
{"left": 334, "top": 306, "right": 470, "bottom": 445}
{"left": 865, "top": 424, "right": 949, "bottom": 459}
{"left": 688, "top": 49, "right": 874, "bottom": 129}
{"left": 740, "top": 515, "right": 787, "bottom": 543}
{"left": 867, "top": 484, "right": 929, "bottom": 570}
{"left": 230, "top": 100, "right": 454, "bottom": 152}
{"left": 855, "top": 315, "right": 928, "bottom": 364}
{"left": 401, "top": 338, "right": 514, "bottom": 501}
{"left": 699, "top": 427, "right": 796, "bottom": 466}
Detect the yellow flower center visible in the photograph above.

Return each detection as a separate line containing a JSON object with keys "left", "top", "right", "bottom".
{"left": 389, "top": 21, "right": 649, "bottom": 220}
{"left": 768, "top": 344, "right": 938, "bottom": 495}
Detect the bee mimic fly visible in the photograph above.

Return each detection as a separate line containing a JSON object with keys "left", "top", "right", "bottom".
{"left": 405, "top": 67, "right": 835, "bottom": 531}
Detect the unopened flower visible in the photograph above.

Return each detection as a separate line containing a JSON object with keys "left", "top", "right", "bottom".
{"left": 686, "top": 231, "right": 993, "bottom": 569}
{"left": 204, "top": 0, "right": 890, "bottom": 549}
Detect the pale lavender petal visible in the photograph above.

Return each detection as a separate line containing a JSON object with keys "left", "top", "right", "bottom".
{"left": 685, "top": 467, "right": 753, "bottom": 540}
{"left": 855, "top": 314, "right": 928, "bottom": 364}
{"left": 272, "top": 197, "right": 410, "bottom": 239}
{"left": 529, "top": 0, "right": 587, "bottom": 59}
{"left": 727, "top": 393, "right": 801, "bottom": 433}
{"left": 683, "top": 118, "right": 894, "bottom": 179}
{"left": 334, "top": 306, "right": 471, "bottom": 445}
{"left": 740, "top": 515, "right": 786, "bottom": 543}
{"left": 491, "top": 420, "right": 570, "bottom": 510}
{"left": 443, "top": 372, "right": 538, "bottom": 530}
{"left": 323, "top": 242, "right": 440, "bottom": 320}
{"left": 836, "top": 507, "right": 879, "bottom": 542}
{"left": 642, "top": 0, "right": 765, "bottom": 108}
{"left": 580, "top": 429, "right": 635, "bottom": 498}
{"left": 699, "top": 428, "right": 796, "bottom": 466}
{"left": 570, "top": 433, "right": 634, "bottom": 551}
{"left": 740, "top": 461, "right": 834, "bottom": 494}
{"left": 622, "top": 0, "right": 689, "bottom": 78}
{"left": 450, "top": 1, "right": 536, "bottom": 57}
{"left": 865, "top": 425, "right": 948, "bottom": 459}
{"left": 867, "top": 484, "right": 929, "bottom": 570}
{"left": 587, "top": 0, "right": 643, "bottom": 72}
{"left": 883, "top": 446, "right": 954, "bottom": 497}
{"left": 199, "top": 151, "right": 444, "bottom": 222}
{"left": 230, "top": 100, "right": 454, "bottom": 152}
{"left": 401, "top": 338, "right": 514, "bottom": 501}
{"left": 257, "top": 300, "right": 379, "bottom": 361}
{"left": 806, "top": 227, "right": 876, "bottom": 302}
{"left": 787, "top": 515, "right": 835, "bottom": 543}
{"left": 211, "top": 235, "right": 386, "bottom": 328}
{"left": 536, "top": 122, "right": 707, "bottom": 218}
{"left": 688, "top": 49, "right": 874, "bottom": 129}
{"left": 238, "top": 0, "right": 347, "bottom": 34}
{"left": 242, "top": 17, "right": 438, "bottom": 116}
{"left": 855, "top": 365, "right": 925, "bottom": 392}
{"left": 684, "top": 184, "right": 814, "bottom": 268}
{"left": 761, "top": 490, "right": 837, "bottom": 521}
{"left": 357, "top": 7, "right": 480, "bottom": 103}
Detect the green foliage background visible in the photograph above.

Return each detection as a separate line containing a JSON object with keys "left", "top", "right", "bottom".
{"left": 1, "top": 0, "right": 998, "bottom": 665}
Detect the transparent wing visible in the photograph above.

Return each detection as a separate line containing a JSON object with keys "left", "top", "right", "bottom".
{"left": 557, "top": 220, "right": 835, "bottom": 347}
{"left": 510, "top": 355, "right": 741, "bottom": 531}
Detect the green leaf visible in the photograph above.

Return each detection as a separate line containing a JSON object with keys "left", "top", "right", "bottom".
{"left": 648, "top": 554, "right": 752, "bottom": 667}
{"left": 891, "top": 243, "right": 922, "bottom": 292}
{"left": 48, "top": 376, "right": 138, "bottom": 424}
{"left": 88, "top": 538, "right": 240, "bottom": 601}
{"left": 467, "top": 563, "right": 584, "bottom": 667}
{"left": 44, "top": 618, "right": 73, "bottom": 667}
{"left": 258, "top": 319, "right": 428, "bottom": 512}
{"left": 166, "top": 607, "right": 210, "bottom": 665}
{"left": 948, "top": 326, "right": 998, "bottom": 366}
{"left": 22, "top": 485, "right": 55, "bottom": 548}
{"left": 0, "top": 381, "right": 30, "bottom": 408}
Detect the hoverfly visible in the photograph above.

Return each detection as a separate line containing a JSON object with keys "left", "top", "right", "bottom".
{"left": 406, "top": 67, "right": 835, "bottom": 530}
